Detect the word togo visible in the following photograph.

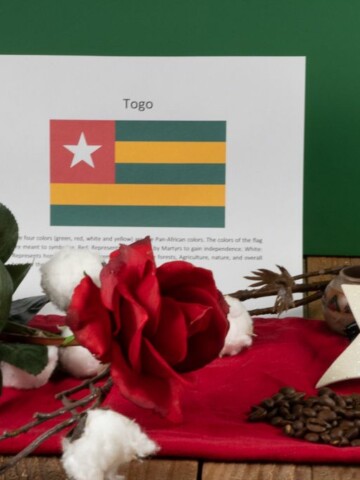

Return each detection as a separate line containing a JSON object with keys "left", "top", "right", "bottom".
{"left": 123, "top": 98, "right": 153, "bottom": 112}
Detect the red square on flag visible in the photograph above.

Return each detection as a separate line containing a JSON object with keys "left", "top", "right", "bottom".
{"left": 50, "top": 120, "right": 115, "bottom": 184}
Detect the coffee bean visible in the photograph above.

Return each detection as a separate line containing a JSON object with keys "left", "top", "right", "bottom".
{"left": 292, "top": 420, "right": 304, "bottom": 431}
{"left": 293, "top": 392, "right": 306, "bottom": 402}
{"left": 345, "top": 426, "right": 359, "bottom": 441}
{"left": 318, "top": 409, "right": 337, "bottom": 422}
{"left": 267, "top": 408, "right": 279, "bottom": 419}
{"left": 330, "top": 427, "right": 343, "bottom": 439}
{"left": 334, "top": 407, "right": 347, "bottom": 416}
{"left": 317, "top": 387, "right": 334, "bottom": 397}
{"left": 343, "top": 409, "right": 356, "bottom": 420}
{"left": 304, "top": 432, "right": 320, "bottom": 442}
{"left": 339, "top": 437, "right": 350, "bottom": 447}
{"left": 306, "top": 419, "right": 327, "bottom": 433}
{"left": 303, "top": 407, "right": 317, "bottom": 417}
{"left": 273, "top": 393, "right": 285, "bottom": 403}
{"left": 283, "top": 423, "right": 294, "bottom": 436}
{"left": 335, "top": 396, "right": 347, "bottom": 408}
{"left": 270, "top": 416, "right": 286, "bottom": 426}
{"left": 319, "top": 395, "right": 336, "bottom": 408}
{"left": 279, "top": 406, "right": 291, "bottom": 418}
{"left": 339, "top": 420, "right": 355, "bottom": 430}
{"left": 248, "top": 406, "right": 268, "bottom": 421}
{"left": 292, "top": 404, "right": 304, "bottom": 416}
{"left": 280, "top": 387, "right": 296, "bottom": 396}
{"left": 261, "top": 397, "right": 275, "bottom": 409}
{"left": 321, "top": 433, "right": 331, "bottom": 443}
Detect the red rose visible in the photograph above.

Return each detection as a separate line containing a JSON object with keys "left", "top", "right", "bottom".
{"left": 67, "top": 237, "right": 229, "bottom": 421}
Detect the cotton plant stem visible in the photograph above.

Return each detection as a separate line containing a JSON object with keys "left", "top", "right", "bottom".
{"left": 0, "top": 389, "right": 99, "bottom": 439}
{"left": 55, "top": 364, "right": 110, "bottom": 399}
{"left": 35, "top": 384, "right": 109, "bottom": 420}
{"left": 0, "top": 417, "right": 76, "bottom": 475}
{"left": 0, "top": 375, "right": 113, "bottom": 440}
{"left": 0, "top": 376, "right": 113, "bottom": 475}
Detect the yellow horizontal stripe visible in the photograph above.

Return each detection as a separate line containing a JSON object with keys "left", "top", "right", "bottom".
{"left": 51, "top": 184, "right": 225, "bottom": 207}
{"left": 115, "top": 141, "right": 226, "bottom": 164}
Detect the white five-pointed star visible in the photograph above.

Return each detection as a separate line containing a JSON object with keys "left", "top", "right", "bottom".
{"left": 316, "top": 284, "right": 360, "bottom": 388}
{"left": 64, "top": 132, "right": 101, "bottom": 168}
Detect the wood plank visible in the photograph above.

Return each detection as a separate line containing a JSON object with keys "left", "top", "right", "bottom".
{"left": 202, "top": 462, "right": 311, "bottom": 480}
{"left": 305, "top": 256, "right": 360, "bottom": 319}
{"left": 124, "top": 459, "right": 199, "bottom": 480}
{"left": 313, "top": 465, "right": 360, "bottom": 480}
{"left": 0, "top": 456, "right": 65, "bottom": 480}
{"left": 0, "top": 457, "right": 199, "bottom": 480}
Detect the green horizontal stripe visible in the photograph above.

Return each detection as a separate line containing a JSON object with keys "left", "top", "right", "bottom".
{"left": 51, "top": 206, "right": 225, "bottom": 228}
{"left": 115, "top": 163, "right": 225, "bottom": 185}
{"left": 116, "top": 121, "right": 226, "bottom": 142}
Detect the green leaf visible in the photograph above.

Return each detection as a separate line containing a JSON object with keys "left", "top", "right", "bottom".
{"left": 0, "top": 343, "right": 48, "bottom": 375}
{"left": 0, "top": 261, "right": 14, "bottom": 332}
{"left": 6, "top": 263, "right": 32, "bottom": 293}
{"left": 0, "top": 204, "right": 18, "bottom": 263}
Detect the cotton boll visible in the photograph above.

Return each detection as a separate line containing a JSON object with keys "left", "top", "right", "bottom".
{"left": 220, "top": 295, "right": 254, "bottom": 357}
{"left": 40, "top": 248, "right": 103, "bottom": 312}
{"left": 1, "top": 346, "right": 58, "bottom": 389}
{"left": 59, "top": 346, "right": 105, "bottom": 378}
{"left": 62, "top": 409, "right": 159, "bottom": 480}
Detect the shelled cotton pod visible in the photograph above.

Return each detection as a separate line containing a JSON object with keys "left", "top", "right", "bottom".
{"left": 62, "top": 409, "right": 159, "bottom": 480}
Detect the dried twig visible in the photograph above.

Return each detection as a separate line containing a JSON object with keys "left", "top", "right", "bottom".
{"left": 0, "top": 417, "right": 76, "bottom": 474}
{"left": 249, "top": 291, "right": 323, "bottom": 316}
{"left": 229, "top": 280, "right": 330, "bottom": 301}
{"left": 228, "top": 265, "right": 344, "bottom": 316}
{"left": 55, "top": 365, "right": 110, "bottom": 399}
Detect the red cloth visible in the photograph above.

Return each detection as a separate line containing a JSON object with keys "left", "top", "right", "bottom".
{"left": 2, "top": 317, "right": 360, "bottom": 463}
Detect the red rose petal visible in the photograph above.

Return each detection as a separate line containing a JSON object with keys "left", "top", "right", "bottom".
{"left": 110, "top": 343, "right": 183, "bottom": 422}
{"left": 151, "top": 297, "right": 188, "bottom": 366}
{"left": 135, "top": 260, "right": 161, "bottom": 335}
{"left": 157, "top": 261, "right": 217, "bottom": 295}
{"left": 110, "top": 236, "right": 155, "bottom": 263}
{"left": 67, "top": 276, "right": 113, "bottom": 363}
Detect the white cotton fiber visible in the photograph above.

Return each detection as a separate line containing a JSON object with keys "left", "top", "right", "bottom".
{"left": 59, "top": 346, "right": 105, "bottom": 378}
{"left": 62, "top": 409, "right": 159, "bottom": 480}
{"left": 40, "top": 248, "right": 103, "bottom": 311}
{"left": 220, "top": 295, "right": 254, "bottom": 357}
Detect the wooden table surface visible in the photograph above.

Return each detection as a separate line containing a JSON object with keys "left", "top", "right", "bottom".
{"left": 2, "top": 457, "right": 360, "bottom": 480}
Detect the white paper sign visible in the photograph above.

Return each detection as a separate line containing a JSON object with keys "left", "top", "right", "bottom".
{"left": 0, "top": 56, "right": 305, "bottom": 308}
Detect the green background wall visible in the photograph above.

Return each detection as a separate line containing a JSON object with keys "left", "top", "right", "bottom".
{"left": 0, "top": 0, "right": 357, "bottom": 256}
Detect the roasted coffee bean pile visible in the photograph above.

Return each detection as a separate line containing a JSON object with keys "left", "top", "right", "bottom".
{"left": 248, "top": 387, "right": 360, "bottom": 446}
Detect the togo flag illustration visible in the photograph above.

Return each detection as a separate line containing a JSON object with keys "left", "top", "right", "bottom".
{"left": 50, "top": 120, "right": 226, "bottom": 228}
